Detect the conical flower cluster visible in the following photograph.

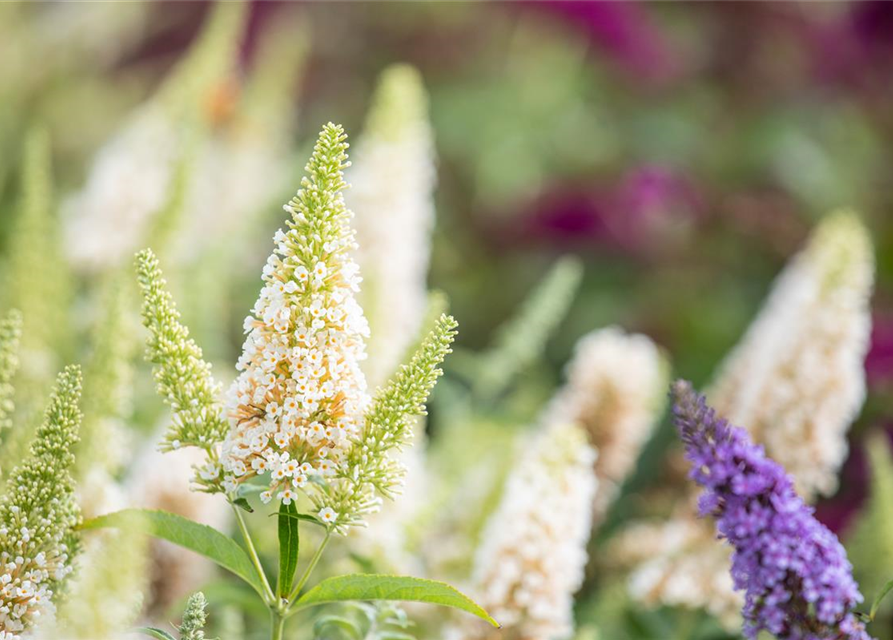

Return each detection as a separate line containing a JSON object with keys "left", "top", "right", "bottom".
{"left": 463, "top": 423, "right": 597, "bottom": 640}
{"left": 709, "top": 210, "right": 873, "bottom": 500}
{"left": 221, "top": 123, "right": 371, "bottom": 511}
{"left": 349, "top": 64, "right": 436, "bottom": 389}
{"left": 222, "top": 123, "right": 456, "bottom": 532}
{"left": 672, "top": 380, "right": 871, "bottom": 640}
{"left": 0, "top": 366, "right": 82, "bottom": 639}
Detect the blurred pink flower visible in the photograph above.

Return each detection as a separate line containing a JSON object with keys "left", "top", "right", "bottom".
{"left": 510, "top": 166, "right": 699, "bottom": 253}
{"left": 527, "top": 0, "right": 680, "bottom": 83}
{"left": 865, "top": 315, "right": 893, "bottom": 386}
{"left": 811, "top": 1, "right": 893, "bottom": 88}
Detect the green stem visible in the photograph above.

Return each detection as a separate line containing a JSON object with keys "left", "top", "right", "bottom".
{"left": 232, "top": 503, "right": 276, "bottom": 605}
{"left": 286, "top": 531, "right": 331, "bottom": 608}
{"left": 271, "top": 609, "right": 286, "bottom": 640}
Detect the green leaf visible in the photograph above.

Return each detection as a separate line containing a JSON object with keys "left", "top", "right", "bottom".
{"left": 232, "top": 497, "right": 254, "bottom": 513}
{"left": 80, "top": 508, "right": 267, "bottom": 598}
{"left": 292, "top": 574, "right": 499, "bottom": 627}
{"left": 871, "top": 578, "right": 893, "bottom": 621}
{"left": 277, "top": 501, "right": 300, "bottom": 598}
{"left": 134, "top": 628, "right": 177, "bottom": 640}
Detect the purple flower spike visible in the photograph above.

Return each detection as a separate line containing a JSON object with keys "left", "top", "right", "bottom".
{"left": 671, "top": 380, "right": 873, "bottom": 640}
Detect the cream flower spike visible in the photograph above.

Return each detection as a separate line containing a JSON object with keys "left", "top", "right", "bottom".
{"left": 348, "top": 64, "right": 436, "bottom": 389}
{"left": 222, "top": 123, "right": 456, "bottom": 533}
{"left": 461, "top": 423, "right": 597, "bottom": 640}
{"left": 709, "top": 209, "right": 874, "bottom": 500}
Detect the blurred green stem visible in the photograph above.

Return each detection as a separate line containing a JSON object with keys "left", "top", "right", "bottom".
{"left": 232, "top": 503, "right": 275, "bottom": 606}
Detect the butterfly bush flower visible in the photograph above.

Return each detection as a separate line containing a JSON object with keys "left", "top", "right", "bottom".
{"left": 614, "top": 515, "right": 741, "bottom": 626}
{"left": 672, "top": 380, "right": 871, "bottom": 640}
{"left": 0, "top": 366, "right": 82, "bottom": 640}
{"left": 222, "top": 123, "right": 456, "bottom": 532}
{"left": 0, "top": 311, "right": 22, "bottom": 439}
{"left": 348, "top": 64, "right": 436, "bottom": 389}
{"left": 136, "top": 248, "right": 228, "bottom": 492}
{"left": 709, "top": 210, "right": 873, "bottom": 500}
{"left": 547, "top": 326, "right": 666, "bottom": 521}
{"left": 461, "top": 424, "right": 597, "bottom": 640}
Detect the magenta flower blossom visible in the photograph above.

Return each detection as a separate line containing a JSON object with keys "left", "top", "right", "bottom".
{"left": 671, "top": 380, "right": 873, "bottom": 640}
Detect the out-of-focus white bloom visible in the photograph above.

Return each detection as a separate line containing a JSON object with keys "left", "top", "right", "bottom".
{"left": 64, "top": 2, "right": 246, "bottom": 272}
{"left": 548, "top": 326, "right": 667, "bottom": 520}
{"left": 48, "top": 527, "right": 148, "bottom": 640}
{"left": 127, "top": 439, "right": 230, "bottom": 621}
{"left": 613, "top": 515, "right": 740, "bottom": 628}
{"left": 348, "top": 64, "right": 436, "bottom": 390}
{"left": 460, "top": 424, "right": 597, "bottom": 640}
{"left": 65, "top": 107, "right": 177, "bottom": 271}
{"left": 709, "top": 210, "right": 873, "bottom": 500}
{"left": 175, "top": 138, "right": 288, "bottom": 263}
{"left": 173, "top": 23, "right": 308, "bottom": 264}
{"left": 75, "top": 469, "right": 126, "bottom": 522}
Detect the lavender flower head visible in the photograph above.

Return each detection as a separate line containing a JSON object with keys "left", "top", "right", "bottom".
{"left": 671, "top": 380, "right": 872, "bottom": 640}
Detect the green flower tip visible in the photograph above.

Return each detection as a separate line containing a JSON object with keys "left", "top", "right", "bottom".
{"left": 808, "top": 209, "right": 873, "bottom": 294}
{"left": 179, "top": 591, "right": 209, "bottom": 640}
{"left": 134, "top": 246, "right": 226, "bottom": 464}
{"left": 301, "top": 122, "right": 351, "bottom": 193}
{"left": 366, "top": 63, "right": 428, "bottom": 140}
{"left": 33, "top": 364, "right": 83, "bottom": 461}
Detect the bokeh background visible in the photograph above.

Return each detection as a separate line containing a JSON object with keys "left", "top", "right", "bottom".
{"left": 2, "top": 2, "right": 893, "bottom": 639}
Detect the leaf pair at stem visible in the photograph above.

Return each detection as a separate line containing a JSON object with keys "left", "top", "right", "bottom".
{"left": 81, "top": 508, "right": 499, "bottom": 630}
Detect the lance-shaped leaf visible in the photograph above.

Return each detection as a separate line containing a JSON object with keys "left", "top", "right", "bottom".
{"left": 291, "top": 574, "right": 498, "bottom": 627}
{"left": 80, "top": 508, "right": 266, "bottom": 598}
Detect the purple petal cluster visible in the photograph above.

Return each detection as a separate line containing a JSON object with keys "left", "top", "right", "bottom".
{"left": 671, "top": 380, "right": 873, "bottom": 640}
